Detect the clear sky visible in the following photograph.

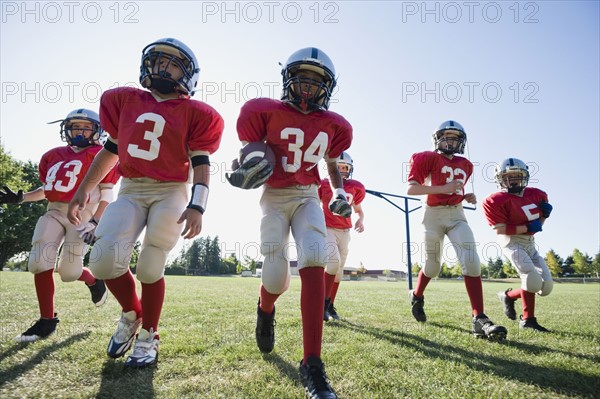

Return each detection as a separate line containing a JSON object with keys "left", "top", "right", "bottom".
{"left": 1, "top": 1, "right": 598, "bottom": 271}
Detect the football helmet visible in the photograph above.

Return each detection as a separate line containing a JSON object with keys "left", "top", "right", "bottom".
{"left": 50, "top": 109, "right": 105, "bottom": 148}
{"left": 432, "top": 120, "right": 466, "bottom": 155}
{"left": 281, "top": 47, "right": 337, "bottom": 111}
{"left": 337, "top": 152, "right": 354, "bottom": 179}
{"left": 140, "top": 38, "right": 200, "bottom": 96}
{"left": 495, "top": 158, "right": 529, "bottom": 193}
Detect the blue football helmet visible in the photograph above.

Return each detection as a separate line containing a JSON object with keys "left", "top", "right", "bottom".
{"left": 432, "top": 120, "right": 467, "bottom": 155}
{"left": 51, "top": 109, "right": 105, "bottom": 148}
{"left": 140, "top": 38, "right": 200, "bottom": 96}
{"left": 281, "top": 47, "right": 337, "bottom": 111}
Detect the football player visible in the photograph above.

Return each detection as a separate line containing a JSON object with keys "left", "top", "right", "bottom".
{"left": 406, "top": 120, "right": 507, "bottom": 341}
{"left": 483, "top": 158, "right": 553, "bottom": 332}
{"left": 318, "top": 152, "right": 366, "bottom": 321}
{"left": 0, "top": 109, "right": 119, "bottom": 343}
{"left": 229, "top": 47, "right": 352, "bottom": 399}
{"left": 67, "top": 38, "right": 224, "bottom": 367}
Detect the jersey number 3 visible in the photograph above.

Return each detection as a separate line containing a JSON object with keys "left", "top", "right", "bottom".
{"left": 127, "top": 113, "right": 165, "bottom": 161}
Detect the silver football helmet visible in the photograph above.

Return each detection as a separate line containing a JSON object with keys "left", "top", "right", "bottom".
{"left": 50, "top": 108, "right": 105, "bottom": 148}
{"left": 432, "top": 120, "right": 467, "bottom": 155}
{"left": 337, "top": 152, "right": 354, "bottom": 179}
{"left": 281, "top": 47, "right": 337, "bottom": 111}
{"left": 140, "top": 38, "right": 200, "bottom": 96}
{"left": 495, "top": 158, "right": 530, "bottom": 193}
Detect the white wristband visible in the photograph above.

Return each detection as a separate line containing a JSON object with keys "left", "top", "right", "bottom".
{"left": 334, "top": 188, "right": 347, "bottom": 198}
{"left": 188, "top": 183, "right": 209, "bottom": 214}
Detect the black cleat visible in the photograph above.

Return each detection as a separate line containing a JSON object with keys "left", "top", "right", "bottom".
{"left": 299, "top": 356, "right": 337, "bottom": 399}
{"left": 323, "top": 298, "right": 332, "bottom": 322}
{"left": 519, "top": 316, "right": 550, "bottom": 332}
{"left": 497, "top": 289, "right": 517, "bottom": 320}
{"left": 409, "top": 290, "right": 426, "bottom": 322}
{"left": 255, "top": 300, "right": 276, "bottom": 353}
{"left": 88, "top": 279, "right": 108, "bottom": 306}
{"left": 15, "top": 313, "right": 60, "bottom": 343}
{"left": 472, "top": 314, "right": 507, "bottom": 341}
{"left": 327, "top": 301, "right": 340, "bottom": 321}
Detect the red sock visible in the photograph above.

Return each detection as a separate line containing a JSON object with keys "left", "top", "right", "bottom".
{"left": 141, "top": 277, "right": 165, "bottom": 332}
{"left": 259, "top": 284, "right": 280, "bottom": 314}
{"left": 34, "top": 269, "right": 55, "bottom": 319}
{"left": 104, "top": 270, "right": 141, "bottom": 316}
{"left": 506, "top": 288, "right": 522, "bottom": 301}
{"left": 299, "top": 267, "right": 325, "bottom": 363}
{"left": 464, "top": 275, "right": 484, "bottom": 316}
{"left": 329, "top": 282, "right": 340, "bottom": 303}
{"left": 414, "top": 270, "right": 431, "bottom": 298}
{"left": 324, "top": 272, "right": 336, "bottom": 299}
{"left": 522, "top": 290, "right": 536, "bottom": 319}
{"left": 78, "top": 267, "right": 97, "bottom": 285}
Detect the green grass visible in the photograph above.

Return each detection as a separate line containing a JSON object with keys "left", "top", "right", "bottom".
{"left": 1, "top": 272, "right": 599, "bottom": 398}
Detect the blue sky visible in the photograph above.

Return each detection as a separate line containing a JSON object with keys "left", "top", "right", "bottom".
{"left": 1, "top": 1, "right": 598, "bottom": 270}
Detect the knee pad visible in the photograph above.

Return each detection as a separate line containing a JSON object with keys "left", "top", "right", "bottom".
{"left": 89, "top": 238, "right": 133, "bottom": 280}
{"left": 538, "top": 279, "right": 554, "bottom": 296}
{"left": 522, "top": 271, "right": 543, "bottom": 294}
{"left": 136, "top": 245, "right": 167, "bottom": 284}
{"left": 423, "top": 260, "right": 441, "bottom": 278}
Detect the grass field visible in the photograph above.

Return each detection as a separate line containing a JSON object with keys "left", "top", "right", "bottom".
{"left": 0, "top": 272, "right": 599, "bottom": 399}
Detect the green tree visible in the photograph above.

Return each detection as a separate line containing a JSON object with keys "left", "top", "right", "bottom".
{"left": 572, "top": 249, "right": 592, "bottom": 277}
{"left": 488, "top": 257, "right": 505, "bottom": 278}
{"left": 450, "top": 263, "right": 463, "bottom": 278}
{"left": 411, "top": 262, "right": 421, "bottom": 276}
{"left": 502, "top": 259, "right": 518, "bottom": 277}
{"left": 591, "top": 253, "right": 600, "bottom": 278}
{"left": 0, "top": 145, "right": 46, "bottom": 268}
{"left": 562, "top": 256, "right": 575, "bottom": 275}
{"left": 544, "top": 249, "right": 563, "bottom": 277}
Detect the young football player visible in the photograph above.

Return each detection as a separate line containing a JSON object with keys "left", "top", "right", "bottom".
{"left": 406, "top": 120, "right": 507, "bottom": 341}
{"left": 483, "top": 158, "right": 554, "bottom": 332}
{"left": 0, "top": 109, "right": 119, "bottom": 343}
{"left": 67, "top": 38, "right": 224, "bottom": 367}
{"left": 318, "top": 152, "right": 366, "bottom": 321}
{"left": 228, "top": 47, "right": 352, "bottom": 399}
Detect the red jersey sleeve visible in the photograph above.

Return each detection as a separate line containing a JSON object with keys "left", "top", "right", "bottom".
{"left": 187, "top": 101, "right": 224, "bottom": 155}
{"left": 100, "top": 88, "right": 127, "bottom": 139}
{"left": 236, "top": 99, "right": 268, "bottom": 143}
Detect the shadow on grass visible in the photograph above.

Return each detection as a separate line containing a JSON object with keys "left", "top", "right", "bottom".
{"left": 263, "top": 352, "right": 302, "bottom": 385}
{"left": 331, "top": 320, "right": 600, "bottom": 397}
{"left": 429, "top": 320, "right": 600, "bottom": 363}
{"left": 0, "top": 332, "right": 90, "bottom": 388}
{"left": 96, "top": 358, "right": 156, "bottom": 399}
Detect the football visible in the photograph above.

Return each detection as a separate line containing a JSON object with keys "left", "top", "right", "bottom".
{"left": 236, "top": 141, "right": 276, "bottom": 170}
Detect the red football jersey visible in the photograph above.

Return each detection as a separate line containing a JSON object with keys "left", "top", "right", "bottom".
{"left": 483, "top": 187, "right": 548, "bottom": 235}
{"left": 100, "top": 87, "right": 224, "bottom": 182}
{"left": 407, "top": 151, "right": 473, "bottom": 206}
{"left": 39, "top": 145, "right": 120, "bottom": 203}
{"left": 319, "top": 178, "right": 366, "bottom": 229}
{"left": 236, "top": 98, "right": 353, "bottom": 188}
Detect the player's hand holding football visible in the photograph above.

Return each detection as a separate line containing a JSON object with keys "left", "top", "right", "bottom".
{"left": 527, "top": 219, "right": 543, "bottom": 233}
{"left": 226, "top": 158, "right": 273, "bottom": 189}
{"left": 0, "top": 185, "right": 23, "bottom": 204}
{"left": 538, "top": 201, "right": 553, "bottom": 218}
{"left": 330, "top": 194, "right": 352, "bottom": 218}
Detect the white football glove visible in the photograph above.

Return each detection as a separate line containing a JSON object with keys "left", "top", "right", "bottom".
{"left": 76, "top": 218, "right": 98, "bottom": 245}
